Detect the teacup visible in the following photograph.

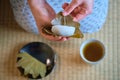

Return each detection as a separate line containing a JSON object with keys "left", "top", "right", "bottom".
{"left": 80, "top": 39, "right": 106, "bottom": 65}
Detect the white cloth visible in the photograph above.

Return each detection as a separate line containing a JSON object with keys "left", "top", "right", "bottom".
{"left": 10, "top": 0, "right": 108, "bottom": 34}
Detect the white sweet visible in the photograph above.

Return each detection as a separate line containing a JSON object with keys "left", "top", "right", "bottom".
{"left": 51, "top": 19, "right": 61, "bottom": 25}
{"left": 51, "top": 25, "right": 75, "bottom": 36}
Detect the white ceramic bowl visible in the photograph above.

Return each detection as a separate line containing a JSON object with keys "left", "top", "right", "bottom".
{"left": 80, "top": 39, "right": 106, "bottom": 65}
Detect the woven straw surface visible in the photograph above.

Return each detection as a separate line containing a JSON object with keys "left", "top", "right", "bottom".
{"left": 0, "top": 0, "right": 119, "bottom": 80}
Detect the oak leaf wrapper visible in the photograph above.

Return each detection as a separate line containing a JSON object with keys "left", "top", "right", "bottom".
{"left": 17, "top": 52, "right": 46, "bottom": 78}
{"left": 43, "top": 12, "right": 83, "bottom": 38}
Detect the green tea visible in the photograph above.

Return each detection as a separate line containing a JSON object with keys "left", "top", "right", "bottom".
{"left": 83, "top": 42, "right": 104, "bottom": 62}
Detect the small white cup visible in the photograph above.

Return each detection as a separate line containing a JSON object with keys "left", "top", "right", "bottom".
{"left": 80, "top": 39, "right": 106, "bottom": 65}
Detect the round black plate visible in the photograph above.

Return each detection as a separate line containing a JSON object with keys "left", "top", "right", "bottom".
{"left": 17, "top": 42, "right": 56, "bottom": 79}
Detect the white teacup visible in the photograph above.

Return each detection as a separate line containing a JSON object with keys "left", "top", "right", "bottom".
{"left": 80, "top": 39, "right": 106, "bottom": 65}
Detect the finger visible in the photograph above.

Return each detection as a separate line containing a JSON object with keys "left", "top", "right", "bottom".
{"left": 62, "top": 37, "right": 68, "bottom": 41}
{"left": 62, "top": 3, "right": 69, "bottom": 9}
{"left": 73, "top": 8, "right": 88, "bottom": 21}
{"left": 81, "top": 3, "right": 93, "bottom": 15}
{"left": 79, "top": 8, "right": 88, "bottom": 14}
{"left": 70, "top": 6, "right": 82, "bottom": 17}
{"left": 41, "top": 32, "right": 69, "bottom": 41}
{"left": 63, "top": 1, "right": 82, "bottom": 16}
{"left": 42, "top": 35, "right": 63, "bottom": 41}
{"left": 74, "top": 7, "right": 81, "bottom": 14}
{"left": 62, "top": 3, "right": 77, "bottom": 17}
{"left": 84, "top": 0, "right": 93, "bottom": 15}
{"left": 56, "top": 37, "right": 70, "bottom": 41}
{"left": 73, "top": 14, "right": 86, "bottom": 22}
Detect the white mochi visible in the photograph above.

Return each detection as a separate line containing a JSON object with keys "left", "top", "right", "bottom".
{"left": 51, "top": 19, "right": 61, "bottom": 25}
{"left": 51, "top": 25, "right": 75, "bottom": 36}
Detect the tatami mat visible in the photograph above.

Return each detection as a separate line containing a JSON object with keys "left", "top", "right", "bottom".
{"left": 0, "top": 0, "right": 119, "bottom": 80}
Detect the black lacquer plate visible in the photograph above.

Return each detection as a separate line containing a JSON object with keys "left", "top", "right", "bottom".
{"left": 17, "top": 42, "right": 56, "bottom": 79}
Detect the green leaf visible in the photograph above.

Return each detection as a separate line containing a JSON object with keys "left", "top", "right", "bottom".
{"left": 51, "top": 12, "right": 84, "bottom": 38}
{"left": 42, "top": 26, "right": 57, "bottom": 36}
{"left": 17, "top": 52, "right": 46, "bottom": 78}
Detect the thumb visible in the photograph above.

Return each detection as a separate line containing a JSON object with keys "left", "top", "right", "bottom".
{"left": 63, "top": 0, "right": 81, "bottom": 16}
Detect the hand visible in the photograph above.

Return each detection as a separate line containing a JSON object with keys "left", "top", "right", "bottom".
{"left": 28, "top": 0, "right": 69, "bottom": 41}
{"left": 62, "top": 0, "right": 93, "bottom": 22}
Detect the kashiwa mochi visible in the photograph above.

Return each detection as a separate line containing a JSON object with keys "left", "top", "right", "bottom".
{"left": 51, "top": 25, "right": 75, "bottom": 36}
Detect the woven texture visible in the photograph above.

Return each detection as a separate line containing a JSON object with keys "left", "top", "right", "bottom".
{"left": 0, "top": 0, "right": 120, "bottom": 80}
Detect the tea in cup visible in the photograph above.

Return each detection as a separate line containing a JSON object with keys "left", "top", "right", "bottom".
{"left": 80, "top": 39, "right": 106, "bottom": 65}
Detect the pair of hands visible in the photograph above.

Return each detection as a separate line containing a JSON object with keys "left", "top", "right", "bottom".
{"left": 28, "top": 0, "right": 93, "bottom": 41}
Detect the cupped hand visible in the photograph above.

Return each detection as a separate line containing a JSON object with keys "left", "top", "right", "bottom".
{"left": 62, "top": 0, "right": 93, "bottom": 22}
{"left": 28, "top": 0, "right": 69, "bottom": 41}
